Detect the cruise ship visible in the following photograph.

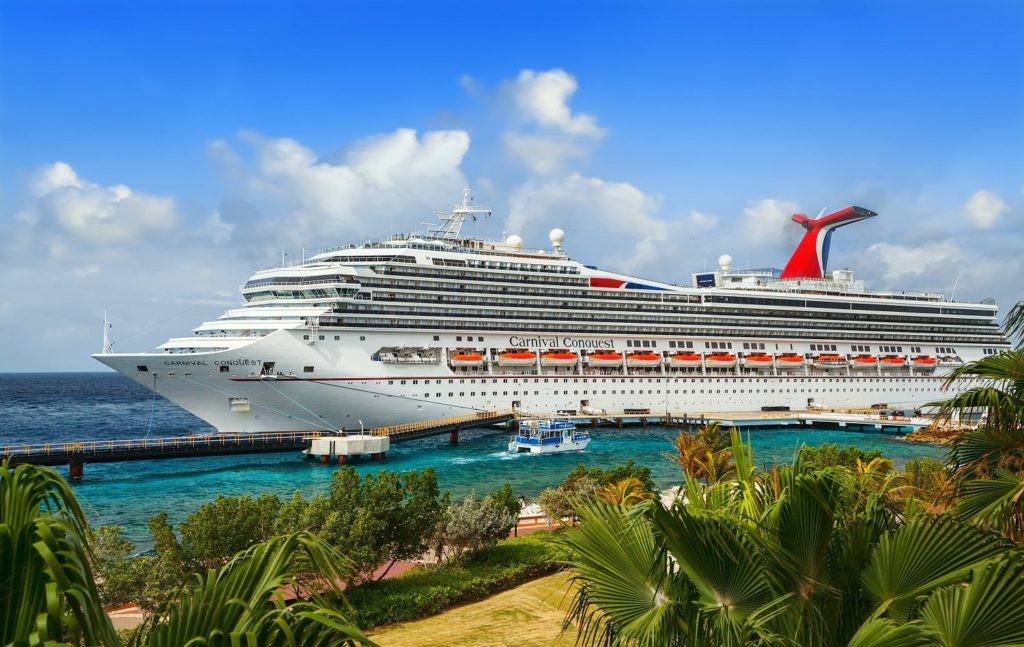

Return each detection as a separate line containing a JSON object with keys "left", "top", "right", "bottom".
{"left": 94, "top": 191, "right": 1009, "bottom": 433}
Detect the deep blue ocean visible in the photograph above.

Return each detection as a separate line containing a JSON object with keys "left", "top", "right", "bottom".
{"left": 0, "top": 372, "right": 946, "bottom": 546}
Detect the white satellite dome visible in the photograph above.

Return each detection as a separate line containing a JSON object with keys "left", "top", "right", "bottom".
{"left": 549, "top": 228, "right": 566, "bottom": 248}
{"left": 505, "top": 234, "right": 523, "bottom": 249}
{"left": 718, "top": 254, "right": 733, "bottom": 271}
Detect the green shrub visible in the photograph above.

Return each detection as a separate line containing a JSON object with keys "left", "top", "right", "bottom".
{"left": 344, "top": 531, "right": 560, "bottom": 628}
{"left": 799, "top": 443, "right": 882, "bottom": 470}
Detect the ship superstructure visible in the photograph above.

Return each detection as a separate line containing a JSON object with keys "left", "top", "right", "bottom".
{"left": 94, "top": 192, "right": 1009, "bottom": 433}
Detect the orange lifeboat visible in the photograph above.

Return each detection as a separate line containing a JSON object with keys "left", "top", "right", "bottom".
{"left": 851, "top": 355, "right": 878, "bottom": 371}
{"left": 540, "top": 350, "right": 578, "bottom": 366}
{"left": 450, "top": 350, "right": 484, "bottom": 367}
{"left": 705, "top": 353, "right": 737, "bottom": 368}
{"left": 497, "top": 350, "right": 537, "bottom": 367}
{"left": 587, "top": 351, "right": 623, "bottom": 367}
{"left": 626, "top": 351, "right": 662, "bottom": 367}
{"left": 668, "top": 352, "right": 702, "bottom": 367}
{"left": 776, "top": 353, "right": 805, "bottom": 370}
{"left": 741, "top": 353, "right": 773, "bottom": 369}
{"left": 813, "top": 353, "right": 847, "bottom": 370}
{"left": 911, "top": 355, "right": 936, "bottom": 370}
{"left": 879, "top": 355, "right": 905, "bottom": 370}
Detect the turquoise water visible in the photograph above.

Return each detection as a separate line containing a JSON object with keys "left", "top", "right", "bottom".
{"left": 1, "top": 373, "right": 946, "bottom": 546}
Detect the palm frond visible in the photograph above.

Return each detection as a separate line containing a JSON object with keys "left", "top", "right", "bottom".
{"left": 845, "top": 617, "right": 932, "bottom": 647}
{"left": 557, "top": 500, "right": 693, "bottom": 646}
{"left": 918, "top": 555, "right": 1024, "bottom": 646}
{"left": 861, "top": 514, "right": 1010, "bottom": 621}
{"left": 0, "top": 459, "right": 119, "bottom": 647}
{"left": 954, "top": 469, "right": 1024, "bottom": 538}
{"left": 138, "top": 532, "right": 372, "bottom": 647}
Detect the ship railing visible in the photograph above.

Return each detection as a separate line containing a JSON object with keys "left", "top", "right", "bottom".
{"left": 0, "top": 431, "right": 325, "bottom": 459}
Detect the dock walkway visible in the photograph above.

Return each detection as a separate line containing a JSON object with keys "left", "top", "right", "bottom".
{"left": 2, "top": 410, "right": 515, "bottom": 477}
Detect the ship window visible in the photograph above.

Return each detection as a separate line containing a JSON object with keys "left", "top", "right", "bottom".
{"left": 478, "top": 336, "right": 483, "bottom": 341}
{"left": 334, "top": 335, "right": 340, "bottom": 341}
{"left": 360, "top": 336, "right": 365, "bottom": 341}
{"left": 137, "top": 365, "right": 149, "bottom": 372}
{"left": 304, "top": 366, "right": 314, "bottom": 373}
{"left": 456, "top": 336, "right": 462, "bottom": 341}
{"left": 220, "top": 366, "right": 229, "bottom": 373}
{"left": 434, "top": 335, "right": 440, "bottom": 341}
{"left": 303, "top": 335, "right": 309, "bottom": 340}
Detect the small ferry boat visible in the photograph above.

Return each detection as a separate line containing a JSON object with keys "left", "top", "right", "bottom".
{"left": 508, "top": 419, "right": 591, "bottom": 454}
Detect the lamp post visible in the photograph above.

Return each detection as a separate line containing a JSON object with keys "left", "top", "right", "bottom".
{"left": 359, "top": 419, "right": 364, "bottom": 435}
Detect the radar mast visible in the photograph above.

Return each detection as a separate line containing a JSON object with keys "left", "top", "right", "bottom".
{"left": 426, "top": 187, "right": 490, "bottom": 239}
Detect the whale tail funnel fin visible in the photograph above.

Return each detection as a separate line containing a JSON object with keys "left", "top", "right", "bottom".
{"left": 779, "top": 206, "right": 877, "bottom": 280}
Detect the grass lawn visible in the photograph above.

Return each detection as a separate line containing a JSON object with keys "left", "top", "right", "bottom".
{"left": 369, "top": 572, "right": 577, "bottom": 647}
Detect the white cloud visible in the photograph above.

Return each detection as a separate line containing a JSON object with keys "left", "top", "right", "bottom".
{"left": 865, "top": 240, "right": 966, "bottom": 282}
{"left": 226, "top": 128, "right": 470, "bottom": 245}
{"left": 741, "top": 198, "right": 801, "bottom": 247}
{"left": 686, "top": 210, "right": 719, "bottom": 231}
{"left": 502, "top": 132, "right": 585, "bottom": 175}
{"left": 506, "top": 172, "right": 677, "bottom": 275}
{"left": 963, "top": 189, "right": 1008, "bottom": 229}
{"left": 22, "top": 162, "right": 178, "bottom": 245}
{"left": 503, "top": 69, "right": 604, "bottom": 138}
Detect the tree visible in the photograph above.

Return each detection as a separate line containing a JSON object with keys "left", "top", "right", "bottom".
{"left": 91, "top": 525, "right": 152, "bottom": 608}
{"left": 598, "top": 476, "right": 654, "bottom": 507}
{"left": 278, "top": 467, "right": 443, "bottom": 584}
{"left": 2, "top": 460, "right": 374, "bottom": 646}
{"left": 798, "top": 443, "right": 883, "bottom": 470}
{"left": 488, "top": 482, "right": 523, "bottom": 520}
{"left": 665, "top": 422, "right": 736, "bottom": 483}
{"left": 557, "top": 437, "right": 1024, "bottom": 646}
{"left": 179, "top": 494, "right": 282, "bottom": 569}
{"left": 437, "top": 493, "right": 517, "bottom": 561}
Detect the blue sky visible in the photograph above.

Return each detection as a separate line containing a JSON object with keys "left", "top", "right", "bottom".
{"left": 1, "top": 0, "right": 1022, "bottom": 371}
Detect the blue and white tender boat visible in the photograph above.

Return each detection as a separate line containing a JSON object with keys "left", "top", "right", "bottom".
{"left": 508, "top": 418, "right": 591, "bottom": 454}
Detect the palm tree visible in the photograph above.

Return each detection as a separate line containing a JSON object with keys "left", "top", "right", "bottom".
{"left": 1, "top": 459, "right": 120, "bottom": 646}
{"left": 1, "top": 460, "right": 374, "bottom": 646}
{"left": 665, "top": 422, "right": 736, "bottom": 484}
{"left": 558, "top": 438, "right": 1024, "bottom": 646}
{"left": 598, "top": 477, "right": 654, "bottom": 507}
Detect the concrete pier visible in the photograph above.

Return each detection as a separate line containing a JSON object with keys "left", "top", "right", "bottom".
{"left": 305, "top": 435, "right": 390, "bottom": 463}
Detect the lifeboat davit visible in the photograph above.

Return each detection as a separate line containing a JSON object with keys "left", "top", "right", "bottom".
{"left": 911, "top": 355, "right": 936, "bottom": 370}
{"left": 851, "top": 355, "right": 878, "bottom": 371}
{"left": 540, "top": 350, "right": 578, "bottom": 366}
{"left": 626, "top": 351, "right": 662, "bottom": 367}
{"left": 813, "top": 353, "right": 848, "bottom": 370}
{"left": 880, "top": 355, "right": 905, "bottom": 370}
{"left": 497, "top": 350, "right": 537, "bottom": 367}
{"left": 586, "top": 351, "right": 623, "bottom": 367}
{"left": 705, "top": 353, "right": 737, "bottom": 368}
{"left": 668, "top": 352, "right": 703, "bottom": 367}
{"left": 450, "top": 350, "right": 484, "bottom": 367}
{"left": 741, "top": 353, "right": 774, "bottom": 369}
{"left": 776, "top": 354, "right": 805, "bottom": 370}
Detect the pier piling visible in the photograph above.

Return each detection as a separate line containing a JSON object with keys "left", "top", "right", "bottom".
{"left": 449, "top": 430, "right": 459, "bottom": 445}
{"left": 68, "top": 460, "right": 83, "bottom": 479}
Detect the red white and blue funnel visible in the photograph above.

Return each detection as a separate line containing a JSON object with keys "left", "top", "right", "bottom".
{"left": 779, "top": 206, "right": 877, "bottom": 280}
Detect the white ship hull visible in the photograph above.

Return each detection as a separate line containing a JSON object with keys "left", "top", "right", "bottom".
{"left": 94, "top": 328, "right": 966, "bottom": 434}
